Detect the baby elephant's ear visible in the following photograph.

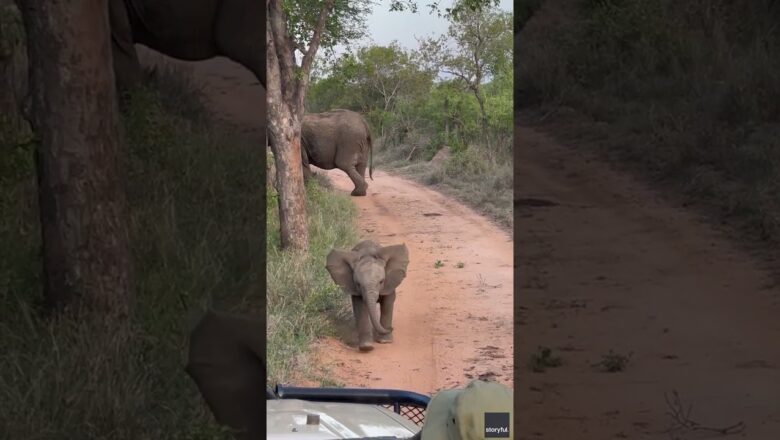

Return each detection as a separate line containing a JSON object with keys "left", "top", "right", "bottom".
{"left": 379, "top": 244, "right": 409, "bottom": 295}
{"left": 326, "top": 249, "right": 358, "bottom": 294}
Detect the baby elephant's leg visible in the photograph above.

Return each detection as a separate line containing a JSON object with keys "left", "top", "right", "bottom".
{"left": 351, "top": 295, "right": 374, "bottom": 352}
{"left": 376, "top": 292, "right": 395, "bottom": 343}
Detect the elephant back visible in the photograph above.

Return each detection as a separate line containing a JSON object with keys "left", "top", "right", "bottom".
{"left": 302, "top": 109, "right": 372, "bottom": 167}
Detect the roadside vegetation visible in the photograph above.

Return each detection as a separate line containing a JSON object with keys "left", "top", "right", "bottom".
{"left": 306, "top": 3, "right": 513, "bottom": 230}
{"left": 266, "top": 175, "right": 358, "bottom": 385}
{"left": 0, "top": 67, "right": 261, "bottom": 438}
{"left": 517, "top": 0, "right": 780, "bottom": 247}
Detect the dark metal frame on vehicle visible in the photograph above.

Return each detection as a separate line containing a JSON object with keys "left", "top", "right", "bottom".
{"left": 268, "top": 385, "right": 430, "bottom": 426}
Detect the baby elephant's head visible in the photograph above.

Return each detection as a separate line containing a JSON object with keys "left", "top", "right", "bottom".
{"left": 326, "top": 241, "right": 409, "bottom": 335}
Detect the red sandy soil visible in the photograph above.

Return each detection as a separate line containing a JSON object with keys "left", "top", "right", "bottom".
{"left": 136, "top": 46, "right": 265, "bottom": 143}
{"left": 314, "top": 168, "right": 514, "bottom": 396}
{"left": 516, "top": 117, "right": 780, "bottom": 439}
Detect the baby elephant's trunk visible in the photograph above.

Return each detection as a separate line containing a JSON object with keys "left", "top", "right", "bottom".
{"left": 365, "top": 290, "right": 391, "bottom": 335}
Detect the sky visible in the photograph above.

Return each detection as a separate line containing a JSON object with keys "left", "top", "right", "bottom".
{"left": 331, "top": 0, "right": 513, "bottom": 57}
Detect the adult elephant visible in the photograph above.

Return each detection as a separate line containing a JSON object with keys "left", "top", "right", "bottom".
{"left": 301, "top": 109, "right": 374, "bottom": 196}
{"left": 107, "top": 0, "right": 264, "bottom": 91}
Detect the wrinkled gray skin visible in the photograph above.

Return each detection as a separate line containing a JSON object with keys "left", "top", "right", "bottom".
{"left": 186, "top": 311, "right": 264, "bottom": 440}
{"left": 302, "top": 109, "right": 374, "bottom": 196}
{"left": 108, "top": 0, "right": 264, "bottom": 91}
{"left": 326, "top": 240, "right": 410, "bottom": 351}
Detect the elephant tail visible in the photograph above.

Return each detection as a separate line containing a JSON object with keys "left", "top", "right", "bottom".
{"left": 368, "top": 131, "right": 374, "bottom": 181}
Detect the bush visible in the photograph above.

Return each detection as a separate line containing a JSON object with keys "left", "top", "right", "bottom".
{"left": 445, "top": 146, "right": 491, "bottom": 177}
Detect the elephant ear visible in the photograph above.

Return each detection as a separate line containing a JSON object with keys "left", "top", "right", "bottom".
{"left": 379, "top": 244, "right": 409, "bottom": 295}
{"left": 326, "top": 249, "right": 358, "bottom": 294}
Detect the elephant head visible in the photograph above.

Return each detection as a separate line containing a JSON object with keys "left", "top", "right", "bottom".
{"left": 326, "top": 241, "right": 409, "bottom": 335}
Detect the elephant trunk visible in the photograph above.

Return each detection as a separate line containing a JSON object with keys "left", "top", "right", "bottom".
{"left": 364, "top": 289, "right": 390, "bottom": 335}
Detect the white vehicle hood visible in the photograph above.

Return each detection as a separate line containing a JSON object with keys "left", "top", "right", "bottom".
{"left": 267, "top": 399, "right": 419, "bottom": 440}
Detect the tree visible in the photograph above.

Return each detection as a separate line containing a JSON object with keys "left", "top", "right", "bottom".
{"left": 420, "top": 1, "right": 512, "bottom": 131}
{"left": 18, "top": 0, "right": 133, "bottom": 316}
{"left": 266, "top": 0, "right": 368, "bottom": 251}
{"left": 306, "top": 58, "right": 356, "bottom": 113}
{"left": 308, "top": 43, "right": 435, "bottom": 140}
{"left": 424, "top": 80, "right": 482, "bottom": 146}
{"left": 267, "top": 0, "right": 332, "bottom": 252}
{"left": 354, "top": 45, "right": 428, "bottom": 130}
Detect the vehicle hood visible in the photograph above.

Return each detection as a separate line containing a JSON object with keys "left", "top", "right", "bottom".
{"left": 267, "top": 399, "right": 419, "bottom": 439}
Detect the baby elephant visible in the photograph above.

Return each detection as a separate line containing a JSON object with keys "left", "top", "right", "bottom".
{"left": 326, "top": 240, "right": 410, "bottom": 352}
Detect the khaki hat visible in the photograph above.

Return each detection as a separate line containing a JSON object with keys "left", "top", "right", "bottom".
{"left": 419, "top": 379, "right": 513, "bottom": 440}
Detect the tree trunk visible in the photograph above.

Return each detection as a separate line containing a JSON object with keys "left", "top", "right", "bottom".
{"left": 472, "top": 84, "right": 488, "bottom": 133}
{"left": 444, "top": 96, "right": 450, "bottom": 139}
{"left": 18, "top": 0, "right": 133, "bottom": 316}
{"left": 266, "top": 3, "right": 308, "bottom": 251}
{"left": 267, "top": 0, "right": 334, "bottom": 251}
{"left": 267, "top": 105, "right": 309, "bottom": 251}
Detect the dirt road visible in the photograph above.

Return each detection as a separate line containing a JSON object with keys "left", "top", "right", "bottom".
{"left": 137, "top": 48, "right": 515, "bottom": 395}
{"left": 136, "top": 46, "right": 265, "bottom": 143}
{"left": 316, "top": 169, "right": 514, "bottom": 395}
{"left": 516, "top": 119, "right": 780, "bottom": 438}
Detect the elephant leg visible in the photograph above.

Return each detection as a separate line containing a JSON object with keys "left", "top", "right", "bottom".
{"left": 348, "top": 167, "right": 368, "bottom": 196}
{"left": 301, "top": 148, "right": 314, "bottom": 181}
{"left": 376, "top": 293, "right": 395, "bottom": 344}
{"left": 303, "top": 165, "right": 314, "bottom": 181}
{"left": 356, "top": 162, "right": 368, "bottom": 185}
{"left": 108, "top": 0, "right": 143, "bottom": 93}
{"left": 351, "top": 295, "right": 374, "bottom": 352}
{"left": 337, "top": 161, "right": 368, "bottom": 197}
{"left": 214, "top": 0, "right": 266, "bottom": 88}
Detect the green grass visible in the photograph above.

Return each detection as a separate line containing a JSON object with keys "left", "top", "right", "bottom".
{"left": 266, "top": 176, "right": 358, "bottom": 386}
{"left": 0, "top": 68, "right": 262, "bottom": 438}
{"left": 378, "top": 141, "right": 513, "bottom": 230}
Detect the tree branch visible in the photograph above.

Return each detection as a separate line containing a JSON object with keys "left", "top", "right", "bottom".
{"left": 268, "top": 0, "right": 297, "bottom": 103}
{"left": 663, "top": 390, "right": 747, "bottom": 436}
{"left": 294, "top": 39, "right": 307, "bottom": 55}
{"left": 441, "top": 68, "right": 474, "bottom": 85}
{"left": 298, "top": 0, "right": 335, "bottom": 111}
{"left": 266, "top": 25, "right": 282, "bottom": 146}
{"left": 389, "top": 80, "right": 401, "bottom": 109}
